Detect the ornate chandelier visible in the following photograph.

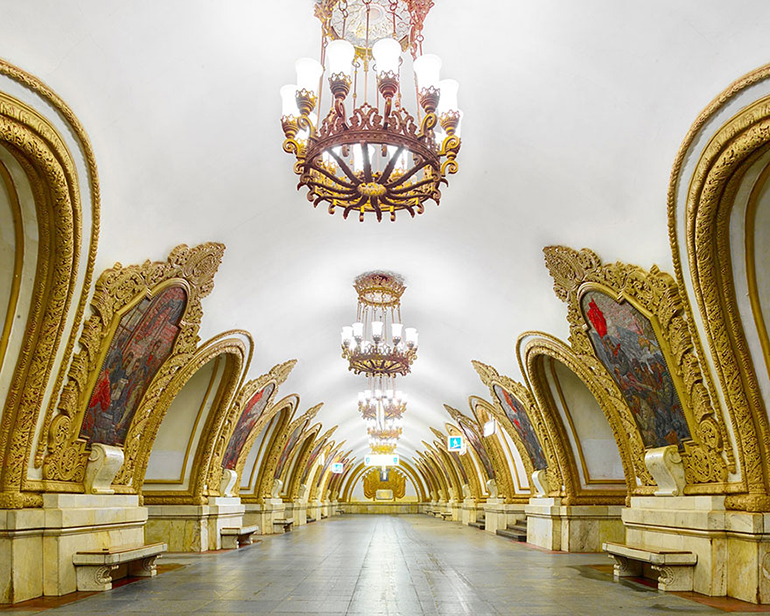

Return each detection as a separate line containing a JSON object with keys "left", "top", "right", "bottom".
{"left": 340, "top": 271, "right": 417, "bottom": 376}
{"left": 368, "top": 426, "right": 402, "bottom": 454}
{"left": 280, "top": 0, "right": 462, "bottom": 222}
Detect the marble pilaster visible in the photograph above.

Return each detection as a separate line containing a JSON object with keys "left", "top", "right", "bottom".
{"left": 525, "top": 497, "right": 623, "bottom": 552}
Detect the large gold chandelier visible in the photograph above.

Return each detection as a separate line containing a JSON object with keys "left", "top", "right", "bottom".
{"left": 280, "top": 0, "right": 462, "bottom": 222}
{"left": 340, "top": 271, "right": 417, "bottom": 376}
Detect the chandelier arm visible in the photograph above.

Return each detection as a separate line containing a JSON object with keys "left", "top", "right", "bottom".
{"left": 326, "top": 147, "right": 362, "bottom": 185}
{"left": 378, "top": 145, "right": 406, "bottom": 184}
{"left": 379, "top": 195, "right": 417, "bottom": 218}
{"left": 388, "top": 175, "right": 438, "bottom": 195}
{"left": 383, "top": 157, "right": 431, "bottom": 188}
{"left": 341, "top": 194, "right": 369, "bottom": 219}
{"left": 362, "top": 141, "right": 373, "bottom": 183}
{"left": 305, "top": 182, "right": 358, "bottom": 198}
{"left": 305, "top": 172, "right": 358, "bottom": 194}
{"left": 310, "top": 160, "right": 357, "bottom": 190}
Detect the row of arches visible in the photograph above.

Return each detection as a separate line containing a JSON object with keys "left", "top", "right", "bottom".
{"left": 413, "top": 63, "right": 770, "bottom": 515}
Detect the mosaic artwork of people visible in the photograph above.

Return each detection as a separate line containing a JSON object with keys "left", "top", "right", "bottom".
{"left": 80, "top": 286, "right": 187, "bottom": 446}
{"left": 274, "top": 421, "right": 308, "bottom": 480}
{"left": 493, "top": 384, "right": 548, "bottom": 470}
{"left": 581, "top": 290, "right": 691, "bottom": 449}
{"left": 222, "top": 382, "right": 276, "bottom": 470}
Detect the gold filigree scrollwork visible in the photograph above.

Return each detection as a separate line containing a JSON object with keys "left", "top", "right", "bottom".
{"left": 362, "top": 467, "right": 407, "bottom": 500}
{"left": 444, "top": 422, "right": 483, "bottom": 499}
{"left": 518, "top": 333, "right": 640, "bottom": 502}
{"left": 42, "top": 243, "right": 225, "bottom": 485}
{"left": 0, "top": 61, "right": 101, "bottom": 508}
{"left": 543, "top": 245, "right": 729, "bottom": 490}
{"left": 129, "top": 331, "right": 254, "bottom": 503}
{"left": 288, "top": 425, "right": 337, "bottom": 501}
{"left": 423, "top": 441, "right": 463, "bottom": 502}
{"left": 472, "top": 361, "right": 564, "bottom": 499}
{"left": 209, "top": 360, "right": 297, "bottom": 496}
{"left": 443, "top": 405, "right": 495, "bottom": 490}
{"left": 468, "top": 397, "right": 521, "bottom": 503}
{"left": 668, "top": 74, "right": 770, "bottom": 510}
{"left": 279, "top": 423, "right": 321, "bottom": 497}
{"left": 255, "top": 403, "right": 323, "bottom": 501}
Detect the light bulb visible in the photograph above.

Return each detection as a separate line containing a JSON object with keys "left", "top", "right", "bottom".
{"left": 295, "top": 57, "right": 323, "bottom": 93}
{"left": 405, "top": 327, "right": 418, "bottom": 348}
{"left": 372, "top": 38, "right": 401, "bottom": 74}
{"left": 364, "top": 389, "right": 372, "bottom": 401}
{"left": 280, "top": 84, "right": 300, "bottom": 117}
{"left": 326, "top": 39, "right": 355, "bottom": 76}
{"left": 413, "top": 53, "right": 442, "bottom": 89}
{"left": 375, "top": 389, "right": 383, "bottom": 400}
{"left": 358, "top": 392, "right": 366, "bottom": 404}
{"left": 386, "top": 389, "right": 394, "bottom": 400}
{"left": 437, "top": 79, "right": 459, "bottom": 114}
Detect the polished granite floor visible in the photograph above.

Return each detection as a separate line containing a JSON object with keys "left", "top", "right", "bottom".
{"left": 7, "top": 514, "right": 769, "bottom": 615}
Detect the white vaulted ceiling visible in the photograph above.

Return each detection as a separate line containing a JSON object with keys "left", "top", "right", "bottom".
{"left": 2, "top": 0, "right": 770, "bottom": 465}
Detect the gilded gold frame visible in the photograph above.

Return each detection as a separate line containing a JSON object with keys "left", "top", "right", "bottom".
{"left": 543, "top": 245, "right": 730, "bottom": 492}
{"left": 42, "top": 243, "right": 226, "bottom": 486}
{"left": 132, "top": 331, "right": 254, "bottom": 502}
{"left": 667, "top": 66, "right": 770, "bottom": 508}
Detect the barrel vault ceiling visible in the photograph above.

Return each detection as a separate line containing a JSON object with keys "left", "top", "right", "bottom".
{"left": 2, "top": 0, "right": 770, "bottom": 465}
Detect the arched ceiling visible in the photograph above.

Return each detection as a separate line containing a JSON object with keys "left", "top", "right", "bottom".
{"left": 3, "top": 1, "right": 770, "bottom": 466}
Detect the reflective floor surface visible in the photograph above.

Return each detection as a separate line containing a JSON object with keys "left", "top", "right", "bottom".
{"left": 6, "top": 514, "right": 768, "bottom": 615}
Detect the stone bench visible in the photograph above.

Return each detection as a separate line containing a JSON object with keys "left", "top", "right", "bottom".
{"left": 273, "top": 518, "right": 294, "bottom": 533}
{"left": 438, "top": 511, "right": 453, "bottom": 520}
{"left": 73, "top": 542, "right": 167, "bottom": 592}
{"left": 221, "top": 524, "right": 259, "bottom": 549}
{"left": 335, "top": 508, "right": 345, "bottom": 515}
{"left": 602, "top": 542, "right": 697, "bottom": 591}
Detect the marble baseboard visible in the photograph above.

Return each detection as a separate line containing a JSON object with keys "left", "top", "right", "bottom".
{"left": 525, "top": 498, "right": 623, "bottom": 552}
{"left": 621, "top": 496, "right": 770, "bottom": 603}
{"left": 0, "top": 495, "right": 147, "bottom": 604}
{"left": 341, "top": 503, "right": 421, "bottom": 514}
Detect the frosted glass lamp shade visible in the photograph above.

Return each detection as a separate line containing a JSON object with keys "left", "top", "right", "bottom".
{"left": 437, "top": 79, "right": 459, "bottom": 113}
{"left": 391, "top": 323, "right": 403, "bottom": 341}
{"left": 413, "top": 54, "right": 442, "bottom": 89}
{"left": 352, "top": 322, "right": 364, "bottom": 339}
{"left": 295, "top": 57, "right": 323, "bottom": 93}
{"left": 372, "top": 38, "right": 401, "bottom": 74}
{"left": 405, "top": 327, "right": 418, "bottom": 348}
{"left": 326, "top": 39, "right": 355, "bottom": 75}
{"left": 280, "top": 84, "right": 300, "bottom": 116}
{"left": 371, "top": 321, "right": 384, "bottom": 341}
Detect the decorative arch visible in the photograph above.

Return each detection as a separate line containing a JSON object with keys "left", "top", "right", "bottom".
{"left": 255, "top": 403, "right": 322, "bottom": 500}
{"left": 668, "top": 64, "right": 770, "bottom": 510}
{"left": 472, "top": 362, "right": 562, "bottom": 497}
{"left": 444, "top": 422, "right": 484, "bottom": 498}
{"left": 240, "top": 394, "right": 298, "bottom": 500}
{"left": 0, "top": 60, "right": 100, "bottom": 508}
{"left": 134, "top": 330, "right": 252, "bottom": 502}
{"left": 214, "top": 360, "right": 296, "bottom": 494}
{"left": 431, "top": 427, "right": 470, "bottom": 488}
{"left": 279, "top": 422, "right": 322, "bottom": 498}
{"left": 518, "top": 333, "right": 631, "bottom": 504}
{"left": 469, "top": 396, "right": 526, "bottom": 501}
{"left": 288, "top": 425, "right": 337, "bottom": 500}
{"left": 42, "top": 243, "right": 225, "bottom": 487}
{"left": 543, "top": 245, "right": 729, "bottom": 492}
{"left": 422, "top": 441, "right": 462, "bottom": 501}
{"left": 310, "top": 442, "right": 345, "bottom": 501}
{"left": 418, "top": 450, "right": 449, "bottom": 501}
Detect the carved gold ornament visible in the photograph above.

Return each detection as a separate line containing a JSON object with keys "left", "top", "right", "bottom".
{"left": 362, "top": 467, "right": 407, "bottom": 500}
{"left": 517, "top": 333, "right": 636, "bottom": 504}
{"left": 42, "top": 243, "right": 225, "bottom": 486}
{"left": 472, "top": 361, "right": 564, "bottom": 500}
{"left": 132, "top": 331, "right": 252, "bottom": 503}
{"left": 667, "top": 64, "right": 770, "bottom": 510}
{"left": 543, "top": 245, "right": 729, "bottom": 491}
{"left": 255, "top": 403, "right": 322, "bottom": 501}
